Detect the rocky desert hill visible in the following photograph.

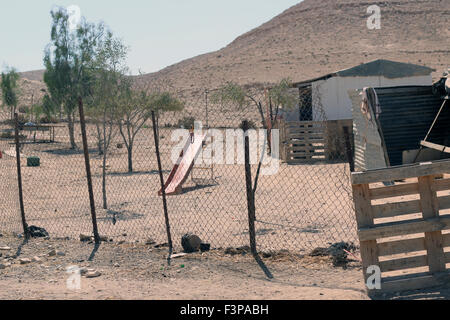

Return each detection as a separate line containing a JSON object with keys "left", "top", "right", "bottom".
{"left": 139, "top": 0, "right": 449, "bottom": 92}
{"left": 5, "top": 0, "right": 450, "bottom": 106}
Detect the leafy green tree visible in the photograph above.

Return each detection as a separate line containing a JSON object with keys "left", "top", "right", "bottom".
{"left": 212, "top": 78, "right": 297, "bottom": 129}
{"left": 43, "top": 7, "right": 103, "bottom": 149}
{"left": 1, "top": 67, "right": 20, "bottom": 119}
{"left": 85, "top": 29, "right": 129, "bottom": 209}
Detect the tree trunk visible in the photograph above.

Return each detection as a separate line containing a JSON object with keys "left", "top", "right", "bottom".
{"left": 96, "top": 123, "right": 103, "bottom": 155}
{"left": 68, "top": 112, "right": 77, "bottom": 150}
{"left": 127, "top": 143, "right": 133, "bottom": 173}
{"left": 102, "top": 150, "right": 107, "bottom": 209}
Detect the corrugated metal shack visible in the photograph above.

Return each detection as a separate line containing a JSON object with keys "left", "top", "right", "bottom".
{"left": 352, "top": 85, "right": 450, "bottom": 171}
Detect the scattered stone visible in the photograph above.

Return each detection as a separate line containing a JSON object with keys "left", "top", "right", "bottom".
{"left": 181, "top": 233, "right": 202, "bottom": 253}
{"left": 117, "top": 240, "right": 125, "bottom": 245}
{"left": 32, "top": 256, "right": 42, "bottom": 263}
{"left": 19, "top": 258, "right": 32, "bottom": 265}
{"left": 0, "top": 246, "right": 11, "bottom": 251}
{"left": 27, "top": 226, "right": 49, "bottom": 238}
{"left": 100, "top": 235, "right": 109, "bottom": 242}
{"left": 85, "top": 270, "right": 101, "bottom": 278}
{"left": 145, "top": 238, "right": 156, "bottom": 245}
{"left": 113, "top": 263, "right": 120, "bottom": 268}
{"left": 79, "top": 267, "right": 89, "bottom": 275}
{"left": 310, "top": 247, "right": 329, "bottom": 257}
{"left": 224, "top": 246, "right": 250, "bottom": 256}
{"left": 200, "top": 243, "right": 211, "bottom": 252}
{"left": 80, "top": 234, "right": 93, "bottom": 242}
{"left": 154, "top": 243, "right": 169, "bottom": 248}
{"left": 48, "top": 249, "right": 57, "bottom": 257}
{"left": 56, "top": 251, "right": 65, "bottom": 256}
{"left": 171, "top": 253, "right": 187, "bottom": 259}
{"left": 0, "top": 264, "right": 6, "bottom": 269}
{"left": 310, "top": 242, "right": 358, "bottom": 268}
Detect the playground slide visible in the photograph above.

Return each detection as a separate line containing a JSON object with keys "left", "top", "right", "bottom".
{"left": 159, "top": 133, "right": 207, "bottom": 196}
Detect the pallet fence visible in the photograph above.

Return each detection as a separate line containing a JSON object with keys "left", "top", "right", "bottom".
{"left": 279, "top": 120, "right": 326, "bottom": 164}
{"left": 351, "top": 160, "right": 450, "bottom": 294}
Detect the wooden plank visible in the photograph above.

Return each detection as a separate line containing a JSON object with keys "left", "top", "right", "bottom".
{"left": 289, "top": 155, "right": 326, "bottom": 159}
{"left": 439, "top": 196, "right": 450, "bottom": 210}
{"left": 379, "top": 255, "right": 428, "bottom": 273}
{"left": 420, "top": 140, "right": 450, "bottom": 154}
{"left": 288, "top": 131, "right": 324, "bottom": 136}
{"left": 378, "top": 238, "right": 426, "bottom": 256}
{"left": 285, "top": 121, "right": 324, "bottom": 126}
{"left": 289, "top": 146, "right": 325, "bottom": 152}
{"left": 288, "top": 127, "right": 324, "bottom": 132}
{"left": 444, "top": 251, "right": 450, "bottom": 263}
{"left": 372, "top": 199, "right": 421, "bottom": 219}
{"left": 351, "top": 160, "right": 450, "bottom": 185}
{"left": 418, "top": 175, "right": 446, "bottom": 273}
{"left": 290, "top": 138, "right": 325, "bottom": 144}
{"left": 442, "top": 234, "right": 450, "bottom": 248}
{"left": 433, "top": 178, "right": 450, "bottom": 192}
{"left": 352, "top": 184, "right": 379, "bottom": 285}
{"left": 369, "top": 182, "right": 419, "bottom": 200}
{"left": 288, "top": 144, "right": 325, "bottom": 149}
{"left": 374, "top": 273, "right": 449, "bottom": 294}
{"left": 358, "top": 216, "right": 450, "bottom": 242}
{"left": 287, "top": 158, "right": 325, "bottom": 164}
{"left": 289, "top": 151, "right": 325, "bottom": 156}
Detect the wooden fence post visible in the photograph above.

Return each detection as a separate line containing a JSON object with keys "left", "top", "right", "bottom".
{"left": 418, "top": 175, "right": 445, "bottom": 273}
{"left": 352, "top": 183, "right": 379, "bottom": 285}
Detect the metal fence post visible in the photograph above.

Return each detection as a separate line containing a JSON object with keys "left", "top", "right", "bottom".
{"left": 152, "top": 110, "right": 173, "bottom": 265}
{"left": 14, "top": 113, "right": 29, "bottom": 238}
{"left": 78, "top": 97, "right": 101, "bottom": 244}
{"left": 242, "top": 120, "right": 273, "bottom": 279}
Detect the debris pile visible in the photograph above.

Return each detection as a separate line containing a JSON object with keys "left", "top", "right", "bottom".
{"left": 310, "top": 242, "right": 358, "bottom": 268}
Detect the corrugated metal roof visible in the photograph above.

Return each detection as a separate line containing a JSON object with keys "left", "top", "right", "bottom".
{"left": 293, "top": 59, "right": 435, "bottom": 88}
{"left": 373, "top": 86, "right": 450, "bottom": 166}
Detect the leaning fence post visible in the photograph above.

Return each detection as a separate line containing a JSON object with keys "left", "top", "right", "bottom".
{"left": 78, "top": 97, "right": 101, "bottom": 244}
{"left": 242, "top": 120, "right": 273, "bottom": 279}
{"left": 151, "top": 110, "right": 173, "bottom": 265}
{"left": 243, "top": 120, "right": 257, "bottom": 255}
{"left": 14, "top": 113, "right": 29, "bottom": 238}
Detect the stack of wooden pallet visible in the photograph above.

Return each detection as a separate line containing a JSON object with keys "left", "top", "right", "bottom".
{"left": 280, "top": 121, "right": 326, "bottom": 164}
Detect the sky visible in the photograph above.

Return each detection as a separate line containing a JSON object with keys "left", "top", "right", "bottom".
{"left": 0, "top": 0, "right": 301, "bottom": 75}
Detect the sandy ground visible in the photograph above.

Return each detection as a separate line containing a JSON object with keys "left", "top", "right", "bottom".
{"left": 0, "top": 123, "right": 357, "bottom": 254}
{"left": 0, "top": 234, "right": 368, "bottom": 300}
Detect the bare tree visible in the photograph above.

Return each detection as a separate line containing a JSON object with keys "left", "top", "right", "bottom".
{"left": 118, "top": 80, "right": 184, "bottom": 173}
{"left": 86, "top": 30, "right": 129, "bottom": 210}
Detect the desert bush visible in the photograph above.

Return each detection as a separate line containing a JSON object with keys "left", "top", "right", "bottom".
{"left": 18, "top": 106, "right": 29, "bottom": 114}
{"left": 177, "top": 116, "right": 195, "bottom": 129}
{"left": 39, "top": 115, "right": 59, "bottom": 124}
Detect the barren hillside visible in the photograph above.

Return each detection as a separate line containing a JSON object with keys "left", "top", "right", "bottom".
{"left": 8, "top": 0, "right": 450, "bottom": 105}
{"left": 138, "top": 0, "right": 449, "bottom": 92}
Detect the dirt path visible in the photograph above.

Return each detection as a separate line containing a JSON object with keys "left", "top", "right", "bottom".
{"left": 0, "top": 235, "right": 367, "bottom": 300}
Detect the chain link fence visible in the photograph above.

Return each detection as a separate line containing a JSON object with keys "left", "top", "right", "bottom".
{"left": 0, "top": 127, "right": 21, "bottom": 234}
{"left": 0, "top": 82, "right": 358, "bottom": 255}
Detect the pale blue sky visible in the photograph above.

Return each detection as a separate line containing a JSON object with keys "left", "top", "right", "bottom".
{"left": 0, "top": 0, "right": 301, "bottom": 74}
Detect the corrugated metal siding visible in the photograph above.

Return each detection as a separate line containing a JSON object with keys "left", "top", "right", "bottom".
{"left": 373, "top": 86, "right": 450, "bottom": 166}
{"left": 349, "top": 89, "right": 388, "bottom": 171}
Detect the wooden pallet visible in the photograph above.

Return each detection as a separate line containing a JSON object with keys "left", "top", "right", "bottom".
{"left": 351, "top": 160, "right": 450, "bottom": 295}
{"left": 281, "top": 121, "right": 326, "bottom": 164}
